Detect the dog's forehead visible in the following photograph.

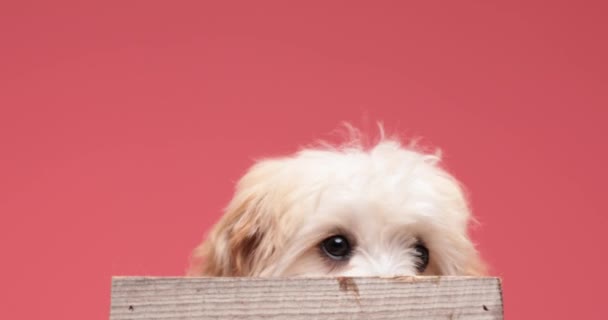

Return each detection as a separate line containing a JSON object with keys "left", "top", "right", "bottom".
{"left": 305, "top": 195, "right": 425, "bottom": 234}
{"left": 281, "top": 145, "right": 467, "bottom": 237}
{"left": 308, "top": 171, "right": 442, "bottom": 220}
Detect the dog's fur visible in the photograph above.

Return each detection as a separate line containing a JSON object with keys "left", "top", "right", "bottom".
{"left": 189, "top": 127, "right": 486, "bottom": 277}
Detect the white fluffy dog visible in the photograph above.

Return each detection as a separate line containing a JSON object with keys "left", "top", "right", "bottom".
{"left": 189, "top": 127, "right": 486, "bottom": 277}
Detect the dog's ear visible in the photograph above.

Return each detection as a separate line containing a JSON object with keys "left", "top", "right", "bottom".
{"left": 189, "top": 196, "right": 270, "bottom": 276}
{"left": 188, "top": 161, "right": 284, "bottom": 276}
{"left": 463, "top": 253, "right": 488, "bottom": 276}
{"left": 427, "top": 230, "right": 488, "bottom": 277}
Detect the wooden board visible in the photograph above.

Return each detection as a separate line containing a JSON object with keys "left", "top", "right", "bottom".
{"left": 110, "top": 276, "right": 503, "bottom": 319}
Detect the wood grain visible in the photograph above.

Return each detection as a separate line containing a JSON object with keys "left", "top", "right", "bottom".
{"left": 110, "top": 276, "right": 503, "bottom": 320}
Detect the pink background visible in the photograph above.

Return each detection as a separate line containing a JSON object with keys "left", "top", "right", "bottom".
{"left": 1, "top": 1, "right": 607, "bottom": 319}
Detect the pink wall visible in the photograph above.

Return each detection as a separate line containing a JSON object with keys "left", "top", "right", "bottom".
{"left": 1, "top": 1, "right": 607, "bottom": 319}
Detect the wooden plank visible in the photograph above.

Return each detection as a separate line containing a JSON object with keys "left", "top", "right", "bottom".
{"left": 110, "top": 276, "right": 503, "bottom": 320}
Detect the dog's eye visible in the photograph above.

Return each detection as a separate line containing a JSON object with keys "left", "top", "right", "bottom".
{"left": 414, "top": 242, "right": 430, "bottom": 273}
{"left": 320, "top": 235, "right": 351, "bottom": 260}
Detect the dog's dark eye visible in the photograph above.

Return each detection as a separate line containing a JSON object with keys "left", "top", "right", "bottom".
{"left": 414, "top": 242, "right": 430, "bottom": 273}
{"left": 321, "top": 235, "right": 351, "bottom": 260}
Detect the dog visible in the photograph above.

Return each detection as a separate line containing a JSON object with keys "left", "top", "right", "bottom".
{"left": 188, "top": 126, "right": 486, "bottom": 277}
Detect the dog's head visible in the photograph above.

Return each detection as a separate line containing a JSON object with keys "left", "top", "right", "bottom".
{"left": 190, "top": 134, "right": 486, "bottom": 277}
